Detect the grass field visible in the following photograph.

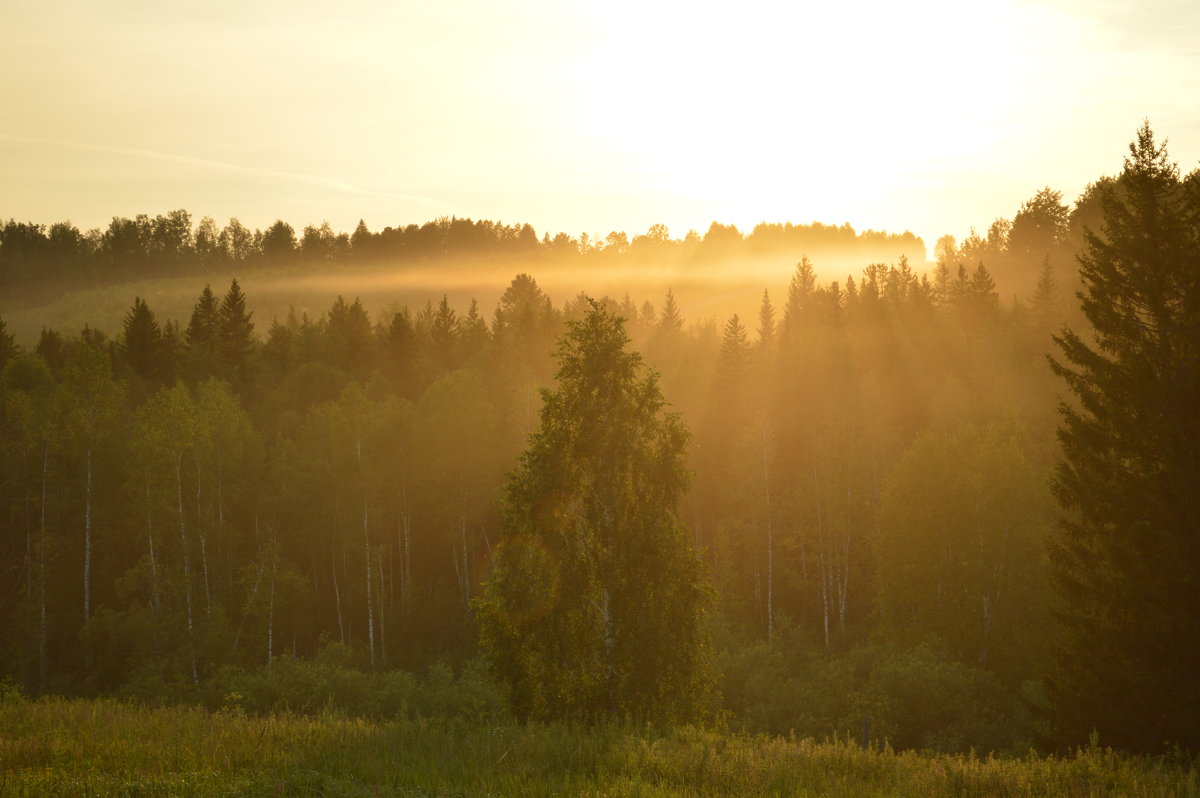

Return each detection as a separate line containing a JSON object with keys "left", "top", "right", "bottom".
{"left": 1, "top": 691, "right": 1196, "bottom": 797}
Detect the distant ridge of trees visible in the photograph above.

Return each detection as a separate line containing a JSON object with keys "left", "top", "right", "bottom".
{"left": 0, "top": 212, "right": 927, "bottom": 297}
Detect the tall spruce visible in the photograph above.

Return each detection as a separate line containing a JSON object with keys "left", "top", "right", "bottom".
{"left": 1047, "top": 122, "right": 1200, "bottom": 751}
{"left": 186, "top": 284, "right": 219, "bottom": 348}
{"left": 122, "top": 297, "right": 164, "bottom": 383}
{"left": 216, "top": 279, "right": 254, "bottom": 376}
{"left": 0, "top": 315, "right": 17, "bottom": 372}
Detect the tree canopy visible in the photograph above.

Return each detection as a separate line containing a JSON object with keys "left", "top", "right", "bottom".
{"left": 477, "top": 300, "right": 712, "bottom": 724}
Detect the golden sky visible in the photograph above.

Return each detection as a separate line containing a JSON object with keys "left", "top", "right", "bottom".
{"left": 2, "top": 0, "right": 1197, "bottom": 250}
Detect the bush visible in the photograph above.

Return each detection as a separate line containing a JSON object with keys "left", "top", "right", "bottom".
{"left": 201, "top": 650, "right": 509, "bottom": 723}
{"left": 718, "top": 637, "right": 1032, "bottom": 753}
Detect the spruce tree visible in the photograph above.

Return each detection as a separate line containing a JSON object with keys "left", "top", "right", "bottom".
{"left": 757, "top": 289, "right": 776, "bottom": 350}
{"left": 1047, "top": 123, "right": 1200, "bottom": 751}
{"left": 122, "top": 297, "right": 164, "bottom": 382}
{"left": 186, "top": 284, "right": 218, "bottom": 348}
{"left": 657, "top": 287, "right": 684, "bottom": 335}
{"left": 0, "top": 315, "right": 17, "bottom": 372}
{"left": 216, "top": 279, "right": 254, "bottom": 376}
{"left": 477, "top": 300, "right": 711, "bottom": 723}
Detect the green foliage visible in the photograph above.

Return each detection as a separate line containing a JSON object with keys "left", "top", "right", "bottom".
{"left": 204, "top": 656, "right": 508, "bottom": 722}
{"left": 876, "top": 421, "right": 1053, "bottom": 683}
{"left": 1048, "top": 122, "right": 1200, "bottom": 751}
{"left": 2, "top": 692, "right": 1195, "bottom": 797}
{"left": 121, "top": 295, "right": 169, "bottom": 384}
{"left": 2, "top": 126, "right": 1197, "bottom": 753}
{"left": 478, "top": 301, "right": 712, "bottom": 724}
{"left": 717, "top": 631, "right": 1027, "bottom": 754}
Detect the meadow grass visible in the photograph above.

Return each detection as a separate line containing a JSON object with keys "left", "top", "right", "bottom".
{"left": 1, "top": 692, "right": 1196, "bottom": 796}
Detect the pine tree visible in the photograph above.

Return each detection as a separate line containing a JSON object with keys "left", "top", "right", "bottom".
{"left": 216, "top": 279, "right": 255, "bottom": 377}
{"left": 757, "top": 289, "right": 776, "bottom": 350}
{"left": 122, "top": 297, "right": 164, "bottom": 383}
{"left": 327, "top": 295, "right": 372, "bottom": 378}
{"left": 186, "top": 284, "right": 219, "bottom": 348}
{"left": 657, "top": 287, "right": 684, "bottom": 335}
{"left": 0, "top": 315, "right": 17, "bottom": 372}
{"left": 477, "top": 300, "right": 711, "bottom": 723}
{"left": 384, "top": 309, "right": 418, "bottom": 398}
{"left": 1047, "top": 123, "right": 1200, "bottom": 751}
{"left": 460, "top": 298, "right": 489, "bottom": 361}
{"left": 1030, "top": 256, "right": 1061, "bottom": 343}
{"left": 429, "top": 294, "right": 459, "bottom": 371}
{"left": 782, "top": 256, "right": 816, "bottom": 340}
{"left": 37, "top": 327, "right": 65, "bottom": 372}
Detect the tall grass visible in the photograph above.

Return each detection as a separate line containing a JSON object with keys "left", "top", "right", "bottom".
{"left": 1, "top": 690, "right": 1195, "bottom": 796}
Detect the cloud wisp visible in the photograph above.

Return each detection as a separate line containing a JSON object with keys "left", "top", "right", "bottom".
{"left": 0, "top": 132, "right": 451, "bottom": 210}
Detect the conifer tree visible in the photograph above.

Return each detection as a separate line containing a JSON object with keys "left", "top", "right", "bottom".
{"left": 1047, "top": 123, "right": 1200, "bottom": 751}
{"left": 216, "top": 279, "right": 255, "bottom": 377}
{"left": 757, "top": 289, "right": 776, "bottom": 350}
{"left": 657, "top": 287, "right": 684, "bottom": 335}
{"left": 186, "top": 284, "right": 218, "bottom": 348}
{"left": 327, "top": 295, "right": 373, "bottom": 378}
{"left": 1030, "top": 256, "right": 1062, "bottom": 343}
{"left": 429, "top": 294, "right": 459, "bottom": 371}
{"left": 122, "top": 297, "right": 164, "bottom": 383}
{"left": 0, "top": 315, "right": 17, "bottom": 372}
{"left": 384, "top": 309, "right": 418, "bottom": 398}
{"left": 782, "top": 256, "right": 816, "bottom": 340}
{"left": 37, "top": 328, "right": 65, "bottom": 372}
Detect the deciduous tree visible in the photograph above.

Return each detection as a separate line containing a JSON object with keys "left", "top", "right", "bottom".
{"left": 477, "top": 301, "right": 711, "bottom": 723}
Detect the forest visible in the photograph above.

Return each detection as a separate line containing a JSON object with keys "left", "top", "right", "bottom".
{"left": 1, "top": 124, "right": 1197, "bottom": 763}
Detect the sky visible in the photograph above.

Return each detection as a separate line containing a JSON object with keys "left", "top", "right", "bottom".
{"left": 2, "top": 0, "right": 1198, "bottom": 253}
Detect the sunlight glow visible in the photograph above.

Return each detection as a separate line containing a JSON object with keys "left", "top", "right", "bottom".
{"left": 0, "top": 0, "right": 1197, "bottom": 246}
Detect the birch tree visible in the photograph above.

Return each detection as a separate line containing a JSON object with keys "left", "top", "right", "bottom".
{"left": 478, "top": 300, "right": 712, "bottom": 723}
{"left": 61, "top": 338, "right": 124, "bottom": 623}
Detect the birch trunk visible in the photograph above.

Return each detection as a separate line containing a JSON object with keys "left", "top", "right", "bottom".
{"left": 195, "top": 456, "right": 211, "bottom": 618}
{"left": 763, "top": 424, "right": 773, "bottom": 642}
{"left": 332, "top": 553, "right": 345, "bottom": 643}
{"left": 233, "top": 560, "right": 263, "bottom": 655}
{"left": 364, "top": 503, "right": 375, "bottom": 670}
{"left": 267, "top": 553, "right": 276, "bottom": 671}
{"left": 39, "top": 441, "right": 49, "bottom": 688}
{"left": 836, "top": 532, "right": 850, "bottom": 632}
{"left": 459, "top": 485, "right": 470, "bottom": 605}
{"left": 377, "top": 546, "right": 386, "bottom": 664}
{"left": 398, "top": 485, "right": 412, "bottom": 614}
{"left": 146, "top": 482, "right": 160, "bottom": 612}
{"left": 176, "top": 454, "right": 198, "bottom": 686}
{"left": 83, "top": 443, "right": 92, "bottom": 622}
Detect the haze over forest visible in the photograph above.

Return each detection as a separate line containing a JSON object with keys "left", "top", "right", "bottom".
{"left": 2, "top": 2, "right": 1199, "bottom": 792}
{"left": 2, "top": 121, "right": 1198, "bottom": 758}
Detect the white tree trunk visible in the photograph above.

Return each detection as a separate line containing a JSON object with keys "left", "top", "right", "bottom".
{"left": 459, "top": 485, "right": 470, "bottom": 605}
{"left": 176, "top": 455, "right": 198, "bottom": 686}
{"left": 195, "top": 456, "right": 211, "bottom": 618}
{"left": 763, "top": 424, "right": 773, "bottom": 642}
{"left": 39, "top": 441, "right": 49, "bottom": 688}
{"left": 364, "top": 503, "right": 375, "bottom": 670}
{"left": 377, "top": 546, "right": 387, "bottom": 664}
{"left": 83, "top": 443, "right": 92, "bottom": 622}
{"left": 146, "top": 481, "right": 160, "bottom": 612}
{"left": 267, "top": 554, "right": 276, "bottom": 671}
{"left": 332, "top": 553, "right": 345, "bottom": 643}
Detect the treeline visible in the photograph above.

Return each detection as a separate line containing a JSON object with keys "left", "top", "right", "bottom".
{"left": 0, "top": 239, "right": 1067, "bottom": 746}
{"left": 0, "top": 212, "right": 927, "bottom": 297}
{"left": 2, "top": 129, "right": 1195, "bottom": 753}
